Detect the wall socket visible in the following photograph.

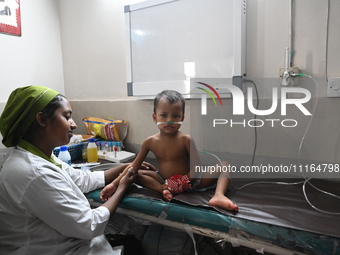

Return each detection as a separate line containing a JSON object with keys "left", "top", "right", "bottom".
{"left": 327, "top": 77, "right": 340, "bottom": 97}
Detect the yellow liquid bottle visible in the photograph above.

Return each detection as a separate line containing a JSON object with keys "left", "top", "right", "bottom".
{"left": 87, "top": 138, "right": 98, "bottom": 162}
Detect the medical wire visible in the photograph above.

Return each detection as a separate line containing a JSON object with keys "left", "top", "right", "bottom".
{"left": 156, "top": 121, "right": 183, "bottom": 125}
{"left": 295, "top": 74, "right": 318, "bottom": 177}
{"left": 196, "top": 74, "right": 340, "bottom": 215}
{"left": 198, "top": 149, "right": 224, "bottom": 167}
{"left": 197, "top": 150, "right": 306, "bottom": 190}
{"left": 197, "top": 78, "right": 259, "bottom": 169}
{"left": 298, "top": 74, "right": 340, "bottom": 215}
{"left": 237, "top": 75, "right": 317, "bottom": 192}
{"left": 237, "top": 74, "right": 340, "bottom": 215}
{"left": 233, "top": 74, "right": 307, "bottom": 188}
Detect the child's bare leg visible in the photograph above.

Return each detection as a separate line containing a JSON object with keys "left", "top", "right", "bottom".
{"left": 197, "top": 161, "right": 238, "bottom": 211}
{"left": 162, "top": 186, "right": 173, "bottom": 201}
{"left": 137, "top": 170, "right": 163, "bottom": 191}
{"left": 208, "top": 173, "right": 238, "bottom": 211}
{"left": 137, "top": 170, "right": 174, "bottom": 201}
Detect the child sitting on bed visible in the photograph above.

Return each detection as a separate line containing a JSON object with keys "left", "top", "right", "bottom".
{"left": 100, "top": 90, "right": 238, "bottom": 211}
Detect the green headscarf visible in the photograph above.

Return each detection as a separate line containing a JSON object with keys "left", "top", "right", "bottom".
{"left": 0, "top": 86, "right": 59, "bottom": 147}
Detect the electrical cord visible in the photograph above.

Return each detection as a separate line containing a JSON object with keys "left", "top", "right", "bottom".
{"left": 198, "top": 78, "right": 259, "bottom": 169}
{"left": 325, "top": 0, "right": 330, "bottom": 83}
{"left": 242, "top": 78, "right": 259, "bottom": 166}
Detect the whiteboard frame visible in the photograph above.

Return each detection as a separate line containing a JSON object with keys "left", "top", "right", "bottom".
{"left": 125, "top": 0, "right": 246, "bottom": 98}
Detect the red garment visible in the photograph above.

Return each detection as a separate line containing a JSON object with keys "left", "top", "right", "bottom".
{"left": 165, "top": 174, "right": 192, "bottom": 194}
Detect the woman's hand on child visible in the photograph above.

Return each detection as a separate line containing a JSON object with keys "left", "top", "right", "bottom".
{"left": 100, "top": 167, "right": 137, "bottom": 201}
{"left": 119, "top": 167, "right": 137, "bottom": 188}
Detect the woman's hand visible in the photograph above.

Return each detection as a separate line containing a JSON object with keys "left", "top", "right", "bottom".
{"left": 118, "top": 167, "right": 137, "bottom": 189}
{"left": 101, "top": 167, "right": 137, "bottom": 214}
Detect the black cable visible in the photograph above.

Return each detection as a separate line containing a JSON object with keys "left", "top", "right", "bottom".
{"left": 242, "top": 78, "right": 259, "bottom": 166}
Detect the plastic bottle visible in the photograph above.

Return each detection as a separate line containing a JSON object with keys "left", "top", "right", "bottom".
{"left": 58, "top": 146, "right": 71, "bottom": 165}
{"left": 87, "top": 138, "right": 98, "bottom": 162}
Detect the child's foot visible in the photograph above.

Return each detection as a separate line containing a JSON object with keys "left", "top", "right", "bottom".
{"left": 209, "top": 193, "right": 239, "bottom": 211}
{"left": 163, "top": 189, "right": 174, "bottom": 201}
{"left": 100, "top": 182, "right": 117, "bottom": 201}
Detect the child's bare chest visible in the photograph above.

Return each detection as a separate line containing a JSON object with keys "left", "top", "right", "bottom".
{"left": 151, "top": 139, "right": 188, "bottom": 160}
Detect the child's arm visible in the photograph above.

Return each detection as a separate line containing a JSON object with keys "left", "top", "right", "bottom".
{"left": 115, "top": 138, "right": 153, "bottom": 181}
{"left": 128, "top": 138, "right": 152, "bottom": 173}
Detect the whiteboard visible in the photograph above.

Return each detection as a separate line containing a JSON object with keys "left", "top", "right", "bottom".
{"left": 125, "top": 0, "right": 246, "bottom": 98}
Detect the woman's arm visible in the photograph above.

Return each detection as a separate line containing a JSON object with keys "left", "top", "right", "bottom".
{"left": 101, "top": 167, "right": 137, "bottom": 213}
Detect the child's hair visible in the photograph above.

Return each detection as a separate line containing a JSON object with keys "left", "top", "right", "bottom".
{"left": 153, "top": 90, "right": 185, "bottom": 114}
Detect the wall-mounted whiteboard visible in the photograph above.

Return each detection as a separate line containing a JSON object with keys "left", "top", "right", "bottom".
{"left": 125, "top": 0, "right": 246, "bottom": 98}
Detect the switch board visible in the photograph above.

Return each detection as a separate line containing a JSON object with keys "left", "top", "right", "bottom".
{"left": 327, "top": 77, "right": 340, "bottom": 97}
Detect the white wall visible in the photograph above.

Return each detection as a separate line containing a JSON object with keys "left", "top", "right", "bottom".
{"left": 58, "top": 0, "right": 340, "bottom": 166}
{"left": 56, "top": 0, "right": 340, "bottom": 100}
{"left": 1, "top": 0, "right": 340, "bottom": 168}
{"left": 0, "top": 0, "right": 64, "bottom": 102}
{"left": 0, "top": 0, "right": 64, "bottom": 148}
{"left": 58, "top": 0, "right": 145, "bottom": 100}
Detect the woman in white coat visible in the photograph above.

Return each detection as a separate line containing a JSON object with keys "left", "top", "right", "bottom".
{"left": 0, "top": 86, "right": 141, "bottom": 254}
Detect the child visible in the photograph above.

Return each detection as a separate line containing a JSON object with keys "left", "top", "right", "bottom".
{"left": 101, "top": 90, "right": 238, "bottom": 211}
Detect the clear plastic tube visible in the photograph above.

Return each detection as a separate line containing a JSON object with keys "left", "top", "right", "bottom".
{"left": 238, "top": 74, "right": 340, "bottom": 215}
{"left": 156, "top": 121, "right": 183, "bottom": 125}
{"left": 199, "top": 74, "right": 340, "bottom": 215}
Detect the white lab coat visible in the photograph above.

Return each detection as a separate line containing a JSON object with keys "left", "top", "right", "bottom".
{"left": 0, "top": 146, "right": 117, "bottom": 255}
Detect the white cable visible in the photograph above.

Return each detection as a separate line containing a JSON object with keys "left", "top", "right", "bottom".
{"left": 195, "top": 74, "right": 339, "bottom": 215}
{"left": 236, "top": 180, "right": 305, "bottom": 191}
{"left": 302, "top": 179, "right": 340, "bottom": 215}
{"left": 297, "top": 74, "right": 318, "bottom": 177}
{"left": 197, "top": 148, "right": 305, "bottom": 190}
{"left": 236, "top": 74, "right": 340, "bottom": 215}
{"left": 297, "top": 75, "right": 340, "bottom": 215}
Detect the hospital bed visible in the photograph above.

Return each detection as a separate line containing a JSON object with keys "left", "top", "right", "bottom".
{"left": 2, "top": 147, "right": 337, "bottom": 255}
{"left": 86, "top": 163, "right": 340, "bottom": 255}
